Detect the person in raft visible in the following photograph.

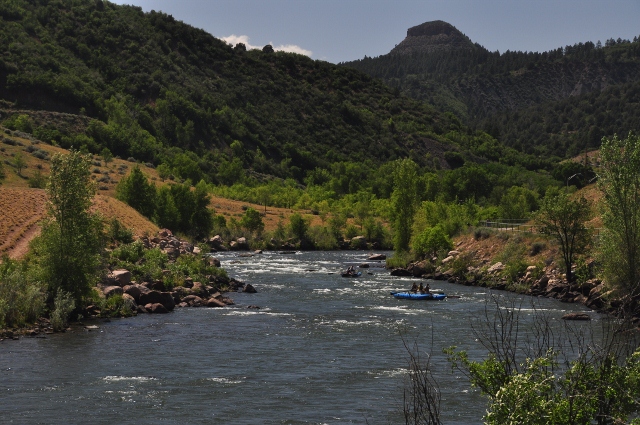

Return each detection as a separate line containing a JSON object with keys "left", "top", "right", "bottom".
{"left": 418, "top": 283, "right": 424, "bottom": 294}
{"left": 425, "top": 283, "right": 431, "bottom": 294}
{"left": 410, "top": 282, "right": 418, "bottom": 293}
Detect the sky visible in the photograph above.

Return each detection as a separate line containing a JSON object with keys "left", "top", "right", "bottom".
{"left": 110, "top": 0, "right": 640, "bottom": 63}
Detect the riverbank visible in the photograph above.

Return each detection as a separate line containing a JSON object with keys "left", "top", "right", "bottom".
{"left": 390, "top": 229, "right": 640, "bottom": 325}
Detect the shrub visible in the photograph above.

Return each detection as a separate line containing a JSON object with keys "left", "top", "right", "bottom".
{"left": 413, "top": 226, "right": 453, "bottom": 259}
{"left": 474, "top": 227, "right": 492, "bottom": 240}
{"left": 345, "top": 224, "right": 359, "bottom": 239}
{"left": 449, "top": 252, "right": 476, "bottom": 279}
{"left": 0, "top": 261, "right": 46, "bottom": 328}
{"left": 50, "top": 291, "right": 75, "bottom": 332}
{"left": 107, "top": 218, "right": 134, "bottom": 245}
{"left": 386, "top": 251, "right": 414, "bottom": 269}
{"left": 529, "top": 242, "right": 546, "bottom": 256}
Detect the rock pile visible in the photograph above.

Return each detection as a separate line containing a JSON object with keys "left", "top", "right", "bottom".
{"left": 391, "top": 250, "right": 620, "bottom": 317}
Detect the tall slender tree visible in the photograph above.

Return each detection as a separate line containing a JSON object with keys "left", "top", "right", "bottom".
{"left": 598, "top": 132, "right": 640, "bottom": 300}
{"left": 35, "top": 150, "right": 104, "bottom": 309}
{"left": 391, "top": 159, "right": 419, "bottom": 252}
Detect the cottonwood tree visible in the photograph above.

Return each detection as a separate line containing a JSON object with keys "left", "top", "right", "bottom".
{"left": 598, "top": 132, "right": 640, "bottom": 303}
{"left": 391, "top": 159, "right": 419, "bottom": 252}
{"left": 535, "top": 188, "right": 591, "bottom": 283}
{"left": 35, "top": 150, "right": 104, "bottom": 309}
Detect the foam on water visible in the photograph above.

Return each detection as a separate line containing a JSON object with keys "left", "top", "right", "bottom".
{"left": 102, "top": 376, "right": 158, "bottom": 382}
{"left": 207, "top": 377, "right": 243, "bottom": 384}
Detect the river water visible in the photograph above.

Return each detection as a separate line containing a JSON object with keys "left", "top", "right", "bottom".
{"left": 1, "top": 251, "right": 596, "bottom": 424}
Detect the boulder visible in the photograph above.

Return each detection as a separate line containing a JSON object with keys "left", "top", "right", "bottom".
{"left": 208, "top": 235, "right": 226, "bottom": 250}
{"left": 146, "top": 303, "right": 169, "bottom": 314}
{"left": 487, "top": 262, "right": 504, "bottom": 274}
{"left": 190, "top": 282, "right": 208, "bottom": 297}
{"left": 236, "top": 237, "right": 249, "bottom": 250}
{"left": 112, "top": 269, "right": 132, "bottom": 286}
{"left": 562, "top": 312, "right": 591, "bottom": 321}
{"left": 206, "top": 298, "right": 226, "bottom": 308}
{"left": 208, "top": 257, "right": 221, "bottom": 267}
{"left": 123, "top": 284, "right": 142, "bottom": 301}
{"left": 122, "top": 293, "right": 137, "bottom": 309}
{"left": 192, "top": 246, "right": 201, "bottom": 255}
{"left": 182, "top": 295, "right": 204, "bottom": 307}
{"left": 137, "top": 304, "right": 148, "bottom": 314}
{"left": 139, "top": 291, "right": 175, "bottom": 311}
{"left": 368, "top": 254, "right": 386, "bottom": 261}
{"left": 441, "top": 256, "right": 455, "bottom": 264}
{"left": 158, "top": 228, "right": 173, "bottom": 238}
{"left": 359, "top": 263, "right": 370, "bottom": 268}
{"left": 243, "top": 283, "right": 257, "bottom": 293}
{"left": 390, "top": 268, "right": 412, "bottom": 277}
{"left": 103, "top": 286, "right": 123, "bottom": 298}
{"left": 350, "top": 236, "right": 367, "bottom": 249}
{"left": 545, "top": 279, "right": 565, "bottom": 294}
{"left": 447, "top": 250, "right": 460, "bottom": 257}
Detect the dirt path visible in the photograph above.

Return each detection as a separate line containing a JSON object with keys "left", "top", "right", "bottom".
{"left": 0, "top": 188, "right": 47, "bottom": 259}
{"left": 7, "top": 223, "right": 41, "bottom": 259}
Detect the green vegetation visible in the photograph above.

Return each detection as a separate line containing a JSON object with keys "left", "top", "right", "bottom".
{"left": 598, "top": 133, "right": 640, "bottom": 301}
{"left": 32, "top": 150, "right": 104, "bottom": 310}
{"left": 535, "top": 188, "right": 591, "bottom": 283}
{"left": 345, "top": 26, "right": 640, "bottom": 159}
{"left": 441, "top": 298, "right": 640, "bottom": 425}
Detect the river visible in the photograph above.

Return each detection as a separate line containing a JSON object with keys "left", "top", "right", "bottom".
{"left": 0, "top": 251, "right": 596, "bottom": 424}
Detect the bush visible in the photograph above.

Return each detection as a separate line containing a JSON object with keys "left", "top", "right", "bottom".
{"left": 50, "top": 291, "right": 75, "bottom": 332}
{"left": 474, "top": 227, "right": 492, "bottom": 240}
{"left": 0, "top": 261, "right": 46, "bottom": 328}
{"left": 386, "top": 251, "right": 414, "bottom": 269}
{"left": 107, "top": 218, "right": 134, "bottom": 245}
{"left": 413, "top": 226, "right": 453, "bottom": 260}
{"left": 529, "top": 242, "right": 546, "bottom": 256}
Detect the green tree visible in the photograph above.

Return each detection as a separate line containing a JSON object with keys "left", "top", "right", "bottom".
{"left": 34, "top": 151, "right": 104, "bottom": 310}
{"left": 412, "top": 226, "right": 453, "bottom": 259}
{"left": 598, "top": 133, "right": 640, "bottom": 300}
{"left": 289, "top": 213, "right": 309, "bottom": 242}
{"left": 115, "top": 166, "right": 156, "bottom": 219}
{"left": 535, "top": 189, "right": 591, "bottom": 283}
{"left": 13, "top": 151, "right": 26, "bottom": 177}
{"left": 240, "top": 207, "right": 264, "bottom": 235}
{"left": 154, "top": 186, "right": 180, "bottom": 231}
{"left": 100, "top": 147, "right": 113, "bottom": 167}
{"left": 391, "top": 159, "right": 418, "bottom": 252}
{"left": 190, "top": 180, "right": 214, "bottom": 239}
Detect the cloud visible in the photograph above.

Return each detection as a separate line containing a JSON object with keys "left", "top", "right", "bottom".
{"left": 220, "top": 34, "right": 312, "bottom": 57}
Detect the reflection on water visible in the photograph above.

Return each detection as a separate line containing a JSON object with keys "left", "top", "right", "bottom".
{"left": 0, "top": 251, "right": 595, "bottom": 424}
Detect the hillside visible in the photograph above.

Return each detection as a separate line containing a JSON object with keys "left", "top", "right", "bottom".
{"left": 0, "top": 0, "right": 478, "bottom": 183}
{"left": 0, "top": 129, "right": 326, "bottom": 258}
{"left": 343, "top": 21, "right": 640, "bottom": 157}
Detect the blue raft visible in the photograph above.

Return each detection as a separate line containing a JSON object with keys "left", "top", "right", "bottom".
{"left": 391, "top": 292, "right": 446, "bottom": 301}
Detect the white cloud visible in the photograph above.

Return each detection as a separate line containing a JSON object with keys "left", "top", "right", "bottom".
{"left": 271, "top": 43, "right": 312, "bottom": 56}
{"left": 220, "top": 34, "right": 312, "bottom": 57}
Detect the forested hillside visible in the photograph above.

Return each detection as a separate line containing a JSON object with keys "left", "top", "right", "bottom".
{"left": 0, "top": 0, "right": 471, "bottom": 183}
{"left": 344, "top": 21, "right": 640, "bottom": 157}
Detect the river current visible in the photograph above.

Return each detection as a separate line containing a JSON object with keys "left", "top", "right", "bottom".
{"left": 1, "top": 251, "right": 595, "bottom": 424}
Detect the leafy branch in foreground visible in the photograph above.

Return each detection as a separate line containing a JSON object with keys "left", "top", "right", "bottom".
{"left": 442, "top": 296, "right": 640, "bottom": 425}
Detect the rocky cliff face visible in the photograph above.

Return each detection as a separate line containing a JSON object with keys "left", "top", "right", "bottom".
{"left": 389, "top": 20, "right": 477, "bottom": 55}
